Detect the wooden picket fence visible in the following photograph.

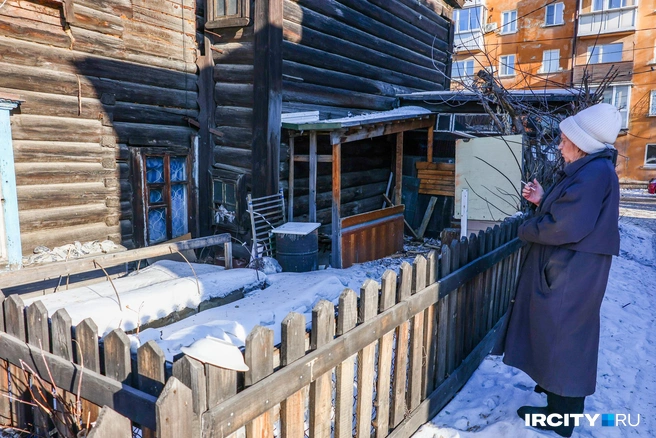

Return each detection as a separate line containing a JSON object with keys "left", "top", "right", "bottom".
{"left": 0, "top": 217, "right": 524, "bottom": 437}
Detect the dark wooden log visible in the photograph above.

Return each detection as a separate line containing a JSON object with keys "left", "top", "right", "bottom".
{"left": 284, "top": 0, "right": 444, "bottom": 69}
{"left": 211, "top": 126, "right": 253, "bottom": 149}
{"left": 282, "top": 41, "right": 442, "bottom": 91}
{"left": 113, "top": 122, "right": 195, "bottom": 147}
{"left": 365, "top": 0, "right": 450, "bottom": 40}
{"left": 213, "top": 64, "right": 255, "bottom": 83}
{"left": 283, "top": 80, "right": 396, "bottom": 111}
{"left": 214, "top": 82, "right": 254, "bottom": 107}
{"left": 213, "top": 145, "right": 252, "bottom": 170}
{"left": 293, "top": 181, "right": 387, "bottom": 215}
{"left": 113, "top": 102, "right": 198, "bottom": 126}
{"left": 215, "top": 106, "right": 253, "bottom": 129}
{"left": 283, "top": 19, "right": 443, "bottom": 84}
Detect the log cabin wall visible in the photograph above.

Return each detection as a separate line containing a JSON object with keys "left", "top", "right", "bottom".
{"left": 0, "top": 0, "right": 198, "bottom": 255}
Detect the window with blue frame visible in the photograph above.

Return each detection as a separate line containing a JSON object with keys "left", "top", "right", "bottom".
{"left": 144, "top": 155, "right": 189, "bottom": 245}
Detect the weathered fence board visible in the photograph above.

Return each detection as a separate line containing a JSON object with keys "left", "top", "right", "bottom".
{"left": 356, "top": 280, "right": 378, "bottom": 438}
{"left": 308, "top": 300, "right": 334, "bottom": 438}
{"left": 374, "top": 270, "right": 397, "bottom": 437}
{"left": 172, "top": 355, "right": 207, "bottom": 438}
{"left": 156, "top": 377, "right": 193, "bottom": 438}
{"left": 335, "top": 290, "right": 356, "bottom": 438}
{"left": 390, "top": 262, "right": 411, "bottom": 427}
{"left": 245, "top": 326, "right": 275, "bottom": 438}
{"left": 407, "top": 256, "right": 426, "bottom": 411}
{"left": 87, "top": 405, "right": 132, "bottom": 438}
{"left": 280, "top": 312, "right": 306, "bottom": 438}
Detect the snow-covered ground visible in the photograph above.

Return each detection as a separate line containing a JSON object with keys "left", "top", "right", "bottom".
{"left": 413, "top": 219, "right": 655, "bottom": 437}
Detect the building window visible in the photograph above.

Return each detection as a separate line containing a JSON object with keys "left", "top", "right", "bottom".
{"left": 501, "top": 10, "right": 518, "bottom": 34}
{"left": 588, "top": 43, "right": 623, "bottom": 64}
{"left": 593, "top": 0, "right": 633, "bottom": 11}
{"left": 206, "top": 0, "right": 250, "bottom": 29}
{"left": 545, "top": 3, "right": 565, "bottom": 25}
{"left": 142, "top": 154, "right": 189, "bottom": 244}
{"left": 453, "top": 59, "right": 475, "bottom": 77}
{"left": 454, "top": 6, "right": 484, "bottom": 33}
{"left": 649, "top": 90, "right": 656, "bottom": 116}
{"left": 646, "top": 144, "right": 656, "bottom": 167}
{"left": 591, "top": 85, "right": 630, "bottom": 129}
{"left": 499, "top": 55, "right": 516, "bottom": 76}
{"left": 541, "top": 49, "right": 561, "bottom": 73}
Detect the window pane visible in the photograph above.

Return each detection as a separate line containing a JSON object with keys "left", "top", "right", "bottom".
{"left": 556, "top": 3, "right": 564, "bottom": 21}
{"left": 469, "top": 7, "right": 481, "bottom": 30}
{"left": 589, "top": 46, "right": 601, "bottom": 64}
{"left": 171, "top": 184, "right": 188, "bottom": 238}
{"left": 546, "top": 6, "right": 555, "bottom": 24}
{"left": 608, "top": 0, "right": 622, "bottom": 8}
{"left": 593, "top": 0, "right": 604, "bottom": 10}
{"left": 604, "top": 43, "right": 623, "bottom": 62}
{"left": 646, "top": 145, "right": 656, "bottom": 165}
{"left": 225, "top": 183, "right": 236, "bottom": 205}
{"left": 146, "top": 157, "right": 164, "bottom": 183}
{"left": 650, "top": 91, "right": 656, "bottom": 116}
{"left": 148, "top": 208, "right": 167, "bottom": 244}
{"left": 226, "top": 0, "right": 237, "bottom": 15}
{"left": 213, "top": 180, "right": 224, "bottom": 202}
{"left": 170, "top": 157, "right": 187, "bottom": 182}
{"left": 216, "top": 0, "right": 225, "bottom": 16}
{"left": 149, "top": 188, "right": 164, "bottom": 204}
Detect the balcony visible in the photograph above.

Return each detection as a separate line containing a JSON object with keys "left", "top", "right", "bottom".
{"left": 577, "top": 6, "right": 637, "bottom": 37}
{"left": 454, "top": 30, "right": 485, "bottom": 53}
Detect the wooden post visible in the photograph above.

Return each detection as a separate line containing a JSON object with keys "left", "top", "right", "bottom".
{"left": 26, "top": 301, "right": 51, "bottom": 436}
{"left": 391, "top": 262, "right": 412, "bottom": 427}
{"left": 138, "top": 341, "right": 166, "bottom": 438}
{"left": 407, "top": 256, "right": 426, "bottom": 411}
{"left": 156, "top": 377, "right": 193, "bottom": 438}
{"left": 288, "top": 136, "right": 295, "bottom": 221}
{"left": 446, "top": 240, "right": 460, "bottom": 375}
{"left": 87, "top": 406, "right": 132, "bottom": 438}
{"left": 374, "top": 270, "right": 397, "bottom": 437}
{"left": 51, "top": 308, "right": 75, "bottom": 427}
{"left": 422, "top": 251, "right": 439, "bottom": 397}
{"left": 331, "top": 142, "right": 342, "bottom": 268}
{"left": 309, "top": 300, "right": 334, "bottom": 438}
{"left": 76, "top": 318, "right": 102, "bottom": 423}
{"left": 0, "top": 292, "right": 11, "bottom": 426}
{"left": 395, "top": 132, "right": 403, "bottom": 205}
{"left": 224, "top": 242, "right": 233, "bottom": 269}
{"left": 309, "top": 131, "right": 318, "bottom": 222}
{"left": 280, "top": 312, "right": 306, "bottom": 438}
{"left": 427, "top": 124, "right": 434, "bottom": 163}
{"left": 435, "top": 245, "right": 451, "bottom": 386}
{"left": 172, "top": 356, "right": 206, "bottom": 438}
{"left": 245, "top": 326, "right": 274, "bottom": 438}
{"left": 252, "top": 0, "right": 283, "bottom": 197}
{"left": 335, "top": 289, "right": 356, "bottom": 438}
{"left": 356, "top": 280, "right": 378, "bottom": 438}
{"left": 4, "top": 295, "right": 30, "bottom": 429}
{"left": 196, "top": 35, "right": 215, "bottom": 237}
{"left": 103, "top": 329, "right": 132, "bottom": 385}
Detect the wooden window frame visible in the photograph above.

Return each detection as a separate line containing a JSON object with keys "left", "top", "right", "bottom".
{"left": 206, "top": 0, "right": 251, "bottom": 29}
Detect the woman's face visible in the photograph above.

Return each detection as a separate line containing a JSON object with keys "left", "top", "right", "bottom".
{"left": 558, "top": 133, "right": 587, "bottom": 164}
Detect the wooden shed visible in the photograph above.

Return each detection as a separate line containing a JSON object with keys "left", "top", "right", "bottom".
{"left": 0, "top": 0, "right": 460, "bottom": 269}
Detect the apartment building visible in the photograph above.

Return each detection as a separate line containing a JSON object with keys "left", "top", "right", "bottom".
{"left": 451, "top": 0, "right": 656, "bottom": 183}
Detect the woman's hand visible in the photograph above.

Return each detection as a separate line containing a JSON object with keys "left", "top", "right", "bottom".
{"left": 523, "top": 179, "right": 544, "bottom": 206}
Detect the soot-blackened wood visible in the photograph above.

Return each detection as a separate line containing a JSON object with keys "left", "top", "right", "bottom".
{"left": 407, "top": 257, "right": 426, "bottom": 411}
{"left": 422, "top": 251, "right": 438, "bottom": 398}
{"left": 334, "top": 290, "right": 356, "bottom": 438}
{"left": 375, "top": 270, "right": 397, "bottom": 437}
{"left": 172, "top": 356, "right": 206, "bottom": 438}
{"left": 356, "top": 280, "right": 378, "bottom": 438}
{"left": 309, "top": 300, "right": 335, "bottom": 438}
{"left": 245, "top": 326, "right": 274, "bottom": 438}
{"left": 331, "top": 142, "right": 342, "bottom": 268}
{"left": 436, "top": 245, "right": 451, "bottom": 386}
{"left": 87, "top": 405, "right": 132, "bottom": 438}
{"left": 4, "top": 295, "right": 31, "bottom": 429}
{"left": 280, "top": 312, "right": 306, "bottom": 438}
{"left": 365, "top": 0, "right": 450, "bottom": 42}
{"left": 196, "top": 36, "right": 215, "bottom": 238}
{"left": 26, "top": 301, "right": 51, "bottom": 436}
{"left": 252, "top": 0, "right": 282, "bottom": 197}
{"left": 391, "top": 262, "right": 412, "bottom": 427}
{"left": 103, "top": 329, "right": 132, "bottom": 385}
{"left": 446, "top": 240, "right": 460, "bottom": 375}
{"left": 156, "top": 377, "right": 193, "bottom": 438}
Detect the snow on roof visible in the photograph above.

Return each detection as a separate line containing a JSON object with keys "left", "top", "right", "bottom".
{"left": 282, "top": 106, "right": 432, "bottom": 131}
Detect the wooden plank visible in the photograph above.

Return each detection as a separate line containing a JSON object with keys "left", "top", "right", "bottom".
{"left": 427, "top": 126, "right": 434, "bottom": 163}
{"left": 417, "top": 188, "right": 454, "bottom": 197}
{"left": 245, "top": 326, "right": 274, "bottom": 438}
{"left": 0, "top": 234, "right": 230, "bottom": 289}
{"left": 387, "top": 316, "right": 508, "bottom": 438}
{"left": 446, "top": 240, "right": 459, "bottom": 375}
{"left": 341, "top": 205, "right": 404, "bottom": 229}
{"left": 309, "top": 131, "right": 318, "bottom": 222}
{"left": 395, "top": 132, "right": 403, "bottom": 205}
{"left": 455, "top": 238, "right": 468, "bottom": 367}
{"left": 416, "top": 169, "right": 455, "bottom": 178}
{"left": 4, "top": 295, "right": 31, "bottom": 429}
{"left": 390, "top": 262, "right": 412, "bottom": 427}
{"left": 172, "top": 356, "right": 206, "bottom": 438}
{"left": 76, "top": 318, "right": 101, "bottom": 423}
{"left": 0, "top": 294, "right": 11, "bottom": 426}
{"left": 138, "top": 340, "right": 166, "bottom": 438}
{"left": 356, "top": 280, "right": 378, "bottom": 438}
{"left": 293, "top": 154, "right": 332, "bottom": 162}
{"left": 334, "top": 290, "right": 356, "bottom": 438}
{"left": 484, "top": 228, "right": 495, "bottom": 332}
{"left": 407, "top": 257, "right": 426, "bottom": 411}
{"left": 205, "top": 365, "right": 237, "bottom": 407}
{"left": 280, "top": 312, "right": 306, "bottom": 438}
{"left": 465, "top": 234, "right": 479, "bottom": 357}
{"left": 309, "top": 300, "right": 334, "bottom": 438}
{"left": 330, "top": 117, "right": 434, "bottom": 145}
{"left": 417, "top": 197, "right": 438, "bottom": 239}
{"left": 474, "top": 230, "right": 487, "bottom": 344}
{"left": 103, "top": 329, "right": 132, "bottom": 385}
{"left": 331, "top": 143, "right": 342, "bottom": 268}
{"left": 415, "top": 162, "right": 455, "bottom": 171}
{"left": 0, "top": 332, "right": 157, "bottom": 429}
{"left": 374, "top": 270, "right": 397, "bottom": 437}
{"left": 200, "top": 241, "right": 524, "bottom": 436}
{"left": 87, "top": 405, "right": 132, "bottom": 437}
{"left": 422, "top": 251, "right": 439, "bottom": 398}
{"left": 26, "top": 301, "right": 51, "bottom": 435}
{"left": 156, "top": 377, "right": 193, "bottom": 438}
{"left": 435, "top": 245, "right": 451, "bottom": 386}
{"left": 288, "top": 136, "right": 294, "bottom": 221}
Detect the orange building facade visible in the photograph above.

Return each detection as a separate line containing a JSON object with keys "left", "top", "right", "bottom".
{"left": 450, "top": 0, "right": 656, "bottom": 183}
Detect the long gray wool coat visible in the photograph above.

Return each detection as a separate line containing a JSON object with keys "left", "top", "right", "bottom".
{"left": 493, "top": 149, "right": 620, "bottom": 397}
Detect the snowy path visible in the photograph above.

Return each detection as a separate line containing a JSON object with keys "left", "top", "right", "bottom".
{"left": 413, "top": 220, "right": 655, "bottom": 437}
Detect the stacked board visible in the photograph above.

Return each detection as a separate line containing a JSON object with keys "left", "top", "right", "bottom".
{"left": 416, "top": 162, "right": 455, "bottom": 197}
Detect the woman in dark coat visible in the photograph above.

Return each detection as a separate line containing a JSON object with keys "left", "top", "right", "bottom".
{"left": 494, "top": 103, "right": 622, "bottom": 437}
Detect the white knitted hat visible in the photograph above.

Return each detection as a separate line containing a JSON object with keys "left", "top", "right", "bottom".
{"left": 559, "top": 103, "right": 622, "bottom": 154}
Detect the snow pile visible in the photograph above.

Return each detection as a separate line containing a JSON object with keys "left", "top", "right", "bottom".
{"left": 133, "top": 271, "right": 349, "bottom": 361}
{"left": 413, "top": 223, "right": 656, "bottom": 437}
{"left": 23, "top": 240, "right": 126, "bottom": 265}
{"left": 25, "top": 260, "right": 266, "bottom": 336}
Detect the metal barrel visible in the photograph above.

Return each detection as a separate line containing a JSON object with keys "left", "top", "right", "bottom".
{"left": 275, "top": 229, "right": 318, "bottom": 272}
